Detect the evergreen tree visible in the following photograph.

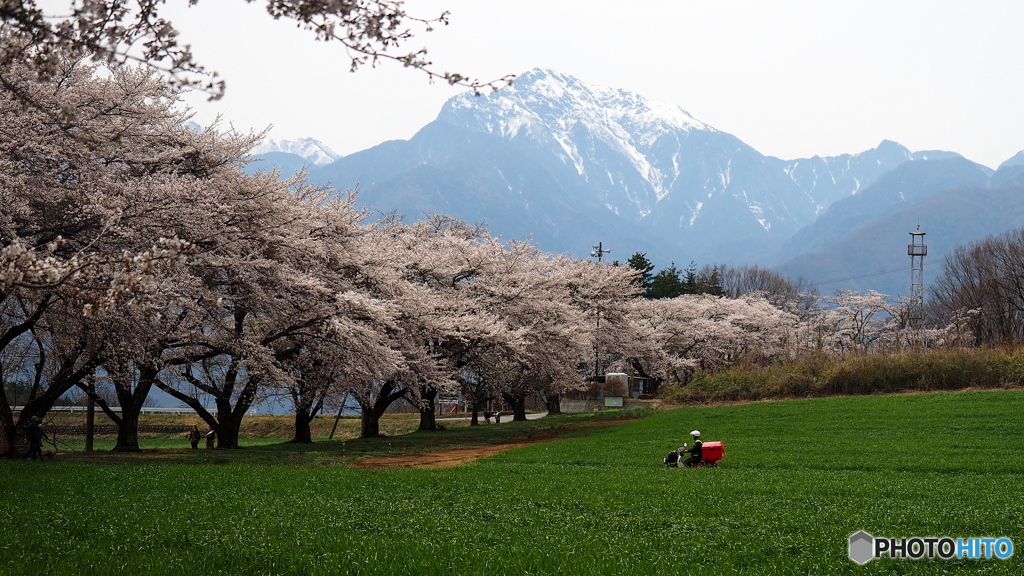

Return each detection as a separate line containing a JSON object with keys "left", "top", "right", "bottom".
{"left": 649, "top": 262, "right": 686, "bottom": 299}
{"left": 683, "top": 262, "right": 699, "bottom": 295}
{"left": 626, "top": 252, "right": 655, "bottom": 296}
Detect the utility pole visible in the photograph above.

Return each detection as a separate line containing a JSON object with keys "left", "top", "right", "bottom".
{"left": 85, "top": 373, "right": 96, "bottom": 452}
{"left": 590, "top": 242, "right": 611, "bottom": 379}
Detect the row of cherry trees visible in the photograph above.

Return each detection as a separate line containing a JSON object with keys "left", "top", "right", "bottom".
{"left": 0, "top": 54, "right": 649, "bottom": 451}
{"left": 1, "top": 55, "right": 980, "bottom": 455}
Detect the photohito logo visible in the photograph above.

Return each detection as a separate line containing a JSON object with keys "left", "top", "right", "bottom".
{"left": 848, "top": 531, "right": 1014, "bottom": 564}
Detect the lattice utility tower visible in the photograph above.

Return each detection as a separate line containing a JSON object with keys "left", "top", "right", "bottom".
{"left": 908, "top": 226, "right": 927, "bottom": 330}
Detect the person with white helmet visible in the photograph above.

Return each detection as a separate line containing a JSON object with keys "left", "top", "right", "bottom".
{"left": 682, "top": 430, "right": 703, "bottom": 467}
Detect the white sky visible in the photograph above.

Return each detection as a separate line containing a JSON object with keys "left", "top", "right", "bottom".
{"left": 172, "top": 0, "right": 1024, "bottom": 169}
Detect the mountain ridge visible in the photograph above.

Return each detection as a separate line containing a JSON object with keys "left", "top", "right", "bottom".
{"left": 254, "top": 68, "right": 1023, "bottom": 294}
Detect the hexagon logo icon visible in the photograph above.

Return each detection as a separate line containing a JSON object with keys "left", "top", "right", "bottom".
{"left": 849, "top": 531, "right": 874, "bottom": 565}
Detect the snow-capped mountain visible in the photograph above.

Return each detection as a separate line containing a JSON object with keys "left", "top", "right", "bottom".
{"left": 429, "top": 69, "right": 942, "bottom": 258}
{"left": 440, "top": 69, "right": 713, "bottom": 207}
{"left": 312, "top": 69, "right": 929, "bottom": 266}
{"left": 300, "top": 68, "right": 1018, "bottom": 286}
{"left": 437, "top": 70, "right": 807, "bottom": 244}
{"left": 253, "top": 137, "right": 340, "bottom": 166}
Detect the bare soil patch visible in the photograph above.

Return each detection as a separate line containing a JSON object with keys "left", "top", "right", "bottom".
{"left": 352, "top": 414, "right": 647, "bottom": 469}
{"left": 353, "top": 440, "right": 550, "bottom": 469}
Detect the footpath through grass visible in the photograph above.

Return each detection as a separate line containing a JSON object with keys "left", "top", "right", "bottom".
{"left": 3, "top": 392, "right": 1024, "bottom": 575}
{"left": 46, "top": 410, "right": 644, "bottom": 466}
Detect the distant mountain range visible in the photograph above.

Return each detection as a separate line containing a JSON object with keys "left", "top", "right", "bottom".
{"left": 252, "top": 137, "right": 340, "bottom": 167}
{"left": 248, "top": 69, "right": 1024, "bottom": 297}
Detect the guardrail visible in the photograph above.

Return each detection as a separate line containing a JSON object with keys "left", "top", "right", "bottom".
{"left": 10, "top": 406, "right": 255, "bottom": 415}
{"left": 46, "top": 424, "right": 194, "bottom": 436}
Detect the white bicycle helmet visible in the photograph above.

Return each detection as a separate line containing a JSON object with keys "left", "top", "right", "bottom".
{"left": 690, "top": 430, "right": 701, "bottom": 438}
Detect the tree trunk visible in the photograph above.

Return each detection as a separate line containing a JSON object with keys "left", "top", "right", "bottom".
{"left": 417, "top": 388, "right": 438, "bottom": 432}
{"left": 469, "top": 398, "right": 490, "bottom": 426}
{"left": 215, "top": 382, "right": 257, "bottom": 449}
{"left": 291, "top": 410, "right": 315, "bottom": 444}
{"left": 358, "top": 381, "right": 406, "bottom": 439}
{"left": 504, "top": 394, "right": 528, "bottom": 422}
{"left": 217, "top": 417, "right": 242, "bottom": 450}
{"left": 110, "top": 366, "right": 157, "bottom": 452}
{"left": 84, "top": 380, "right": 95, "bottom": 452}
{"left": 153, "top": 375, "right": 253, "bottom": 449}
{"left": 630, "top": 359, "right": 662, "bottom": 394}
{"left": 0, "top": 397, "right": 21, "bottom": 458}
{"left": 0, "top": 298, "right": 50, "bottom": 454}
{"left": 360, "top": 409, "right": 380, "bottom": 438}
{"left": 78, "top": 383, "right": 125, "bottom": 450}
{"left": 289, "top": 384, "right": 324, "bottom": 444}
{"left": 112, "top": 408, "right": 142, "bottom": 452}
{"left": 460, "top": 380, "right": 492, "bottom": 428}
{"left": 14, "top": 355, "right": 99, "bottom": 436}
{"left": 544, "top": 393, "right": 561, "bottom": 415}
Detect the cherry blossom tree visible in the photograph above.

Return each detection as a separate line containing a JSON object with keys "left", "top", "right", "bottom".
{"left": 74, "top": 259, "right": 239, "bottom": 452}
{"left": 624, "top": 294, "right": 800, "bottom": 385}
{"left": 472, "top": 246, "right": 587, "bottom": 421}
{"left": 555, "top": 257, "right": 641, "bottom": 411}
{"left": 147, "top": 175, "right": 390, "bottom": 448}
{"left": 0, "top": 48, "right": 401, "bottom": 450}
{"left": 375, "top": 217, "right": 477, "bottom": 432}
{"left": 345, "top": 216, "right": 516, "bottom": 435}
{"left": 813, "top": 290, "right": 900, "bottom": 354}
{"left": 456, "top": 245, "right": 639, "bottom": 420}
{"left": 340, "top": 218, "right": 639, "bottom": 432}
{"left": 0, "top": 58, "right": 206, "bottom": 455}
{"left": 277, "top": 287, "right": 403, "bottom": 444}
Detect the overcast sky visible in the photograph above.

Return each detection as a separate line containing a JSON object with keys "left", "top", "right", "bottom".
{"left": 172, "top": 0, "right": 1024, "bottom": 169}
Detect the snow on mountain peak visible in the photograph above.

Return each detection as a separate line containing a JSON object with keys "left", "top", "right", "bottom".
{"left": 439, "top": 68, "right": 714, "bottom": 203}
{"left": 442, "top": 68, "right": 710, "bottom": 138}
{"left": 252, "top": 137, "right": 340, "bottom": 165}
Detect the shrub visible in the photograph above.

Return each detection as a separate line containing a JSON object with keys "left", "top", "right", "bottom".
{"left": 663, "top": 347, "right": 1024, "bottom": 404}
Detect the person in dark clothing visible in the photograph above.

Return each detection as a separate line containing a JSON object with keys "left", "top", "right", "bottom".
{"left": 22, "top": 416, "right": 47, "bottom": 461}
{"left": 664, "top": 447, "right": 684, "bottom": 468}
{"left": 682, "top": 430, "right": 703, "bottom": 467}
{"left": 205, "top": 428, "right": 217, "bottom": 448}
{"left": 188, "top": 425, "right": 201, "bottom": 449}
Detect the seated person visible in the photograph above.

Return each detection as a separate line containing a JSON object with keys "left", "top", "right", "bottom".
{"left": 683, "top": 430, "right": 703, "bottom": 467}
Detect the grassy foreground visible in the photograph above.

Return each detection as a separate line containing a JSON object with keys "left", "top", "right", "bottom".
{"left": 3, "top": 392, "right": 1024, "bottom": 575}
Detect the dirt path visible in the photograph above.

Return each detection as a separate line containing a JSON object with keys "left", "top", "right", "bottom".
{"left": 352, "top": 414, "right": 648, "bottom": 469}
{"left": 353, "top": 440, "right": 550, "bottom": 469}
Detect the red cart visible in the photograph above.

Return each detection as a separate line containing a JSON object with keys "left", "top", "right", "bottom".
{"left": 679, "top": 440, "right": 725, "bottom": 468}
{"left": 698, "top": 441, "right": 725, "bottom": 467}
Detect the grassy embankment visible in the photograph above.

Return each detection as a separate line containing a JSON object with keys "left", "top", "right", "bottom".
{"left": 3, "top": 391, "right": 1023, "bottom": 575}
{"left": 663, "top": 346, "right": 1024, "bottom": 404}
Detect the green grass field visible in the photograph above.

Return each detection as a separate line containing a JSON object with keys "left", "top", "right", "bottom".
{"left": 3, "top": 391, "right": 1023, "bottom": 575}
